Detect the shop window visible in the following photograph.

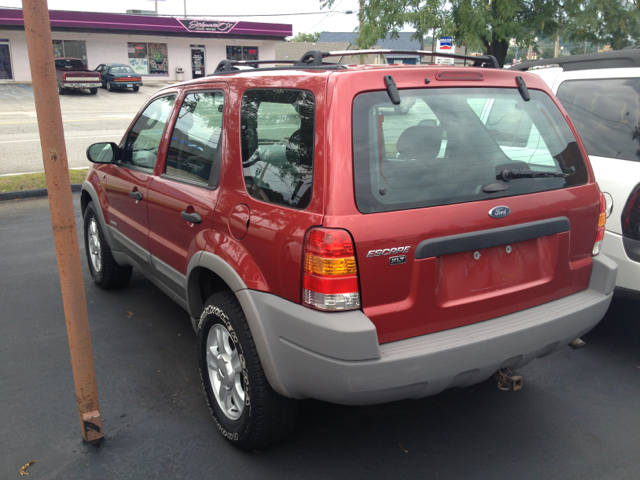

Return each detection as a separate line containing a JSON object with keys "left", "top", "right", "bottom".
{"left": 128, "top": 42, "right": 169, "bottom": 75}
{"left": 0, "top": 39, "right": 12, "bottom": 80}
{"left": 226, "top": 46, "right": 259, "bottom": 61}
{"left": 52, "top": 40, "right": 87, "bottom": 64}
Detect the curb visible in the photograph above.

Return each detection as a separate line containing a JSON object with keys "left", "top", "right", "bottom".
{"left": 0, "top": 184, "right": 82, "bottom": 201}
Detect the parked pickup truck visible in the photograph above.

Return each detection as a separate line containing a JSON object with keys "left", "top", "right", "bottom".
{"left": 55, "top": 57, "right": 101, "bottom": 95}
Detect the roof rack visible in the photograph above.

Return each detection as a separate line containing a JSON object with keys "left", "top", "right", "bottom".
{"left": 299, "top": 49, "right": 500, "bottom": 68}
{"left": 211, "top": 49, "right": 500, "bottom": 75}
{"left": 511, "top": 49, "right": 640, "bottom": 72}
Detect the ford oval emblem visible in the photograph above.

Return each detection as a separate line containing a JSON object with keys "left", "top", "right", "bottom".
{"left": 489, "top": 206, "right": 510, "bottom": 219}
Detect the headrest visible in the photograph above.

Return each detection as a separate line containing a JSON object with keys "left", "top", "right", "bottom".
{"left": 396, "top": 125, "right": 443, "bottom": 160}
{"left": 286, "top": 129, "right": 313, "bottom": 167}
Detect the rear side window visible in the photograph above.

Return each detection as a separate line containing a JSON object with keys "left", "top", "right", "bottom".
{"left": 165, "top": 91, "right": 224, "bottom": 187}
{"left": 556, "top": 78, "right": 640, "bottom": 162}
{"left": 241, "top": 89, "right": 315, "bottom": 209}
{"left": 352, "top": 88, "right": 587, "bottom": 213}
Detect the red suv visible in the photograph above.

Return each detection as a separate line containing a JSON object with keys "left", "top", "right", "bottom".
{"left": 82, "top": 50, "right": 617, "bottom": 449}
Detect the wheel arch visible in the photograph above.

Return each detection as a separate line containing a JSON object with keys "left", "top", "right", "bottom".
{"left": 81, "top": 181, "right": 114, "bottom": 247}
{"left": 186, "top": 252, "right": 291, "bottom": 397}
{"left": 186, "top": 251, "right": 248, "bottom": 319}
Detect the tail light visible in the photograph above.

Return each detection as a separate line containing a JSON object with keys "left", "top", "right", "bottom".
{"left": 303, "top": 228, "right": 360, "bottom": 311}
{"left": 592, "top": 192, "right": 606, "bottom": 256}
{"left": 622, "top": 183, "right": 640, "bottom": 241}
{"left": 62, "top": 73, "right": 67, "bottom": 81}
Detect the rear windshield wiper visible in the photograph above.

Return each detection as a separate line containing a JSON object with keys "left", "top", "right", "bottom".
{"left": 497, "top": 166, "right": 575, "bottom": 182}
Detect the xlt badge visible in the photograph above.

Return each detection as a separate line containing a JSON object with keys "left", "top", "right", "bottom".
{"left": 389, "top": 255, "right": 406, "bottom": 265}
{"left": 367, "top": 246, "right": 410, "bottom": 258}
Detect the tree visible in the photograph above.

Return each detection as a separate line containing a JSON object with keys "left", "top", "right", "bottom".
{"left": 561, "top": 0, "right": 640, "bottom": 50}
{"left": 290, "top": 32, "right": 322, "bottom": 42}
{"left": 322, "top": 0, "right": 558, "bottom": 67}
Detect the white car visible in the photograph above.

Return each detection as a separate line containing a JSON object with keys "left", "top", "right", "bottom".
{"left": 514, "top": 50, "right": 640, "bottom": 297}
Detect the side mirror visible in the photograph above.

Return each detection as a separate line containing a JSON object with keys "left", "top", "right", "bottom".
{"left": 86, "top": 142, "right": 119, "bottom": 164}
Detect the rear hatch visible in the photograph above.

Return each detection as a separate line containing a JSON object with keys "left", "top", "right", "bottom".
{"left": 346, "top": 82, "right": 599, "bottom": 344}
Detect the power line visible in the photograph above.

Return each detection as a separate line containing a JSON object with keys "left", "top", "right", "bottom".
{"left": 0, "top": 5, "right": 355, "bottom": 17}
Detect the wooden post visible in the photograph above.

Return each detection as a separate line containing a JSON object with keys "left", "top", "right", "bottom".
{"left": 21, "top": 0, "right": 103, "bottom": 443}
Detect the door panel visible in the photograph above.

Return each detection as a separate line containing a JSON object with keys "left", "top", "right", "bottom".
{"left": 104, "top": 165, "right": 153, "bottom": 255}
{"left": 103, "top": 94, "right": 177, "bottom": 260}
{"left": 148, "top": 88, "right": 226, "bottom": 275}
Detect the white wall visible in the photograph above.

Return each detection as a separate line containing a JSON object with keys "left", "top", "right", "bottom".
{"left": 0, "top": 31, "right": 29, "bottom": 81}
{"left": 0, "top": 28, "right": 278, "bottom": 82}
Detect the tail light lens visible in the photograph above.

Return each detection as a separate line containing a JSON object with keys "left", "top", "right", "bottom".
{"left": 303, "top": 228, "right": 360, "bottom": 311}
{"left": 593, "top": 192, "right": 607, "bottom": 256}
{"left": 622, "top": 183, "right": 640, "bottom": 241}
{"left": 62, "top": 73, "right": 67, "bottom": 81}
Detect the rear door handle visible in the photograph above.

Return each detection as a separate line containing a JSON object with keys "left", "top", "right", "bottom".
{"left": 180, "top": 210, "right": 202, "bottom": 224}
{"left": 129, "top": 190, "right": 143, "bottom": 201}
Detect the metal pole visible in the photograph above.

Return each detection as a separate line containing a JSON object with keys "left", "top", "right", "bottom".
{"left": 184, "top": 0, "right": 187, "bottom": 17}
{"left": 358, "top": 0, "right": 365, "bottom": 64}
{"left": 21, "top": 0, "right": 103, "bottom": 444}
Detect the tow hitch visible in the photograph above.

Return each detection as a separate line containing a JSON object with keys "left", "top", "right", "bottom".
{"left": 493, "top": 368, "right": 523, "bottom": 391}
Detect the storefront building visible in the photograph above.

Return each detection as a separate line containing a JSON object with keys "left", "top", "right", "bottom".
{"left": 0, "top": 8, "right": 292, "bottom": 82}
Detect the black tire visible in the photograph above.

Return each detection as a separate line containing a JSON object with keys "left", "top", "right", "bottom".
{"left": 197, "top": 291, "right": 298, "bottom": 450}
{"left": 58, "top": 83, "right": 65, "bottom": 95}
{"left": 101, "top": 81, "right": 107, "bottom": 89}
{"left": 133, "top": 86, "right": 140, "bottom": 92}
{"left": 90, "top": 87, "right": 98, "bottom": 95}
{"left": 83, "top": 202, "right": 132, "bottom": 289}
{"left": 106, "top": 82, "right": 114, "bottom": 92}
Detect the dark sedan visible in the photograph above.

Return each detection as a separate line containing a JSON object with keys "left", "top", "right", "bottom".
{"left": 95, "top": 63, "right": 143, "bottom": 92}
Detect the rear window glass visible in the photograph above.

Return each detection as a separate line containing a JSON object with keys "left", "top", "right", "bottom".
{"left": 556, "top": 78, "right": 640, "bottom": 162}
{"left": 241, "top": 89, "right": 315, "bottom": 209}
{"left": 352, "top": 88, "right": 587, "bottom": 213}
{"left": 55, "top": 59, "right": 86, "bottom": 69}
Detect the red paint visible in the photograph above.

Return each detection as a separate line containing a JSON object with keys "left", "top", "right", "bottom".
{"left": 92, "top": 63, "right": 601, "bottom": 345}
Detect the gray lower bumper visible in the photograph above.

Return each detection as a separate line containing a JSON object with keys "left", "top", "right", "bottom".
{"left": 238, "top": 255, "right": 617, "bottom": 405}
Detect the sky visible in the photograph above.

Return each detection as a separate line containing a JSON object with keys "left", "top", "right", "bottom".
{"left": 0, "top": 0, "right": 362, "bottom": 36}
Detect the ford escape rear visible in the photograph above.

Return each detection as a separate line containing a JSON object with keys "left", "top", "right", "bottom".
{"left": 81, "top": 49, "right": 617, "bottom": 450}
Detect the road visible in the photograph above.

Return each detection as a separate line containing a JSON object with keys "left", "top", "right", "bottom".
{"left": 1, "top": 195, "right": 639, "bottom": 479}
{"left": 0, "top": 83, "right": 165, "bottom": 175}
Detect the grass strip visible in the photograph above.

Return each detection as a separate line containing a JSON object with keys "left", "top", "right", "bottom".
{"left": 0, "top": 169, "right": 88, "bottom": 193}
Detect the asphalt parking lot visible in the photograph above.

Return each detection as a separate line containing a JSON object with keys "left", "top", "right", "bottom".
{"left": 0, "top": 82, "right": 168, "bottom": 175}
{"left": 1, "top": 195, "right": 639, "bottom": 479}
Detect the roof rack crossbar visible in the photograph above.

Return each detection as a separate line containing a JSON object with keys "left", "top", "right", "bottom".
{"left": 211, "top": 48, "right": 500, "bottom": 75}
{"left": 312, "top": 49, "right": 500, "bottom": 68}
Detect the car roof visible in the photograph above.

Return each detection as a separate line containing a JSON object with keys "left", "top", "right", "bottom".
{"left": 511, "top": 49, "right": 640, "bottom": 72}
{"left": 105, "top": 63, "right": 130, "bottom": 67}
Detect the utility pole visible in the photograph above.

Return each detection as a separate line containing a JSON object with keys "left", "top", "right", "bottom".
{"left": 358, "top": 0, "right": 365, "bottom": 64}
{"left": 184, "top": 0, "right": 187, "bottom": 17}
{"left": 21, "top": 0, "right": 103, "bottom": 444}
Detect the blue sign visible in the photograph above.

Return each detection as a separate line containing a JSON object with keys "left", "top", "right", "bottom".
{"left": 439, "top": 37, "right": 452, "bottom": 50}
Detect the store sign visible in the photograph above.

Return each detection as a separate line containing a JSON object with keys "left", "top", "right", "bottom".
{"left": 178, "top": 19, "right": 238, "bottom": 33}
{"left": 436, "top": 36, "right": 455, "bottom": 65}
{"left": 438, "top": 37, "right": 452, "bottom": 50}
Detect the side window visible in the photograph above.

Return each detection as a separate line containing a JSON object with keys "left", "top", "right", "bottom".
{"left": 165, "top": 91, "right": 224, "bottom": 187}
{"left": 557, "top": 78, "right": 640, "bottom": 162}
{"left": 122, "top": 95, "right": 176, "bottom": 169}
{"left": 241, "top": 89, "right": 315, "bottom": 209}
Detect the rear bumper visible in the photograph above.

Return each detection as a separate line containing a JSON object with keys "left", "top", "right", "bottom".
{"left": 63, "top": 82, "right": 101, "bottom": 89}
{"left": 239, "top": 255, "right": 617, "bottom": 405}
{"left": 109, "top": 82, "right": 143, "bottom": 88}
{"left": 602, "top": 230, "right": 640, "bottom": 292}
